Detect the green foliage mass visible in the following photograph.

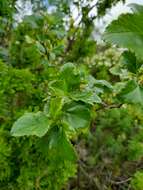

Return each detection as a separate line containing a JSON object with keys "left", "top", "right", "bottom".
{"left": 1, "top": 0, "right": 143, "bottom": 190}
{"left": 131, "top": 171, "right": 143, "bottom": 190}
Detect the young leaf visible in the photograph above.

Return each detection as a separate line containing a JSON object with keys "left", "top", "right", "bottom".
{"left": 48, "top": 97, "right": 63, "bottom": 118}
{"left": 11, "top": 112, "right": 51, "bottom": 137}
{"left": 71, "top": 90, "right": 102, "bottom": 105}
{"left": 49, "top": 80, "right": 68, "bottom": 96}
{"left": 87, "top": 76, "right": 113, "bottom": 90}
{"left": 59, "top": 63, "right": 81, "bottom": 91}
{"left": 103, "top": 10, "right": 143, "bottom": 60}
{"left": 94, "top": 79, "right": 113, "bottom": 89}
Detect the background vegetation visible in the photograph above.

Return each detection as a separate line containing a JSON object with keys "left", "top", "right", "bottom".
{"left": 0, "top": 0, "right": 143, "bottom": 190}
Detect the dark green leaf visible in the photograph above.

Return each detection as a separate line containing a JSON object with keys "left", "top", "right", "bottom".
{"left": 63, "top": 102, "right": 91, "bottom": 129}
{"left": 122, "top": 51, "right": 142, "bottom": 73}
{"left": 118, "top": 80, "right": 143, "bottom": 105}
{"left": 48, "top": 127, "right": 77, "bottom": 161}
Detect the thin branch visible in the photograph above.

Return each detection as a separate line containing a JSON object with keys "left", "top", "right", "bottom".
{"left": 110, "top": 177, "right": 131, "bottom": 185}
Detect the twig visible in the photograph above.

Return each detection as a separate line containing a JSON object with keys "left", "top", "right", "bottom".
{"left": 110, "top": 177, "right": 131, "bottom": 185}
